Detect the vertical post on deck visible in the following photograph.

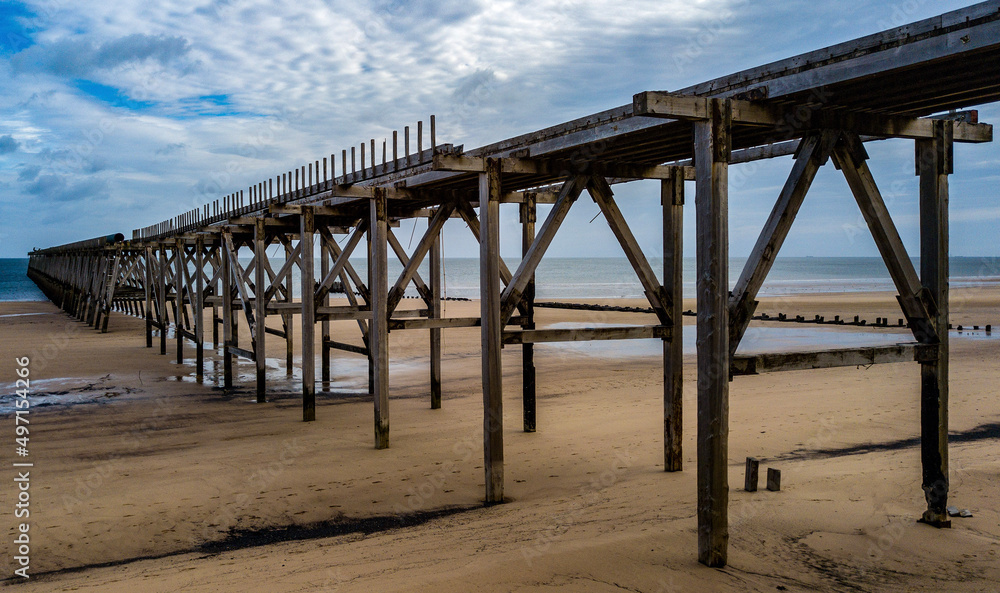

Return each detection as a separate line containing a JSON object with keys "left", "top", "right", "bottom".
{"left": 195, "top": 238, "right": 205, "bottom": 382}
{"left": 175, "top": 239, "right": 185, "bottom": 364}
{"left": 694, "top": 98, "right": 731, "bottom": 567}
{"left": 917, "top": 120, "right": 952, "bottom": 528}
{"left": 663, "top": 169, "right": 684, "bottom": 471}
{"left": 301, "top": 207, "right": 316, "bottom": 421}
{"left": 480, "top": 158, "right": 504, "bottom": 504}
{"left": 255, "top": 219, "right": 268, "bottom": 403}
{"left": 519, "top": 195, "right": 537, "bottom": 432}
{"left": 222, "top": 235, "right": 234, "bottom": 389}
{"left": 371, "top": 189, "right": 391, "bottom": 448}
{"left": 320, "top": 232, "right": 331, "bottom": 384}
{"left": 429, "top": 228, "right": 443, "bottom": 409}
{"left": 144, "top": 246, "right": 153, "bottom": 348}
{"left": 158, "top": 243, "right": 168, "bottom": 356}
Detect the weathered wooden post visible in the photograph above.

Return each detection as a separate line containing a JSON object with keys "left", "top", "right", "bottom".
{"left": 480, "top": 158, "right": 504, "bottom": 503}
{"left": 917, "top": 120, "right": 952, "bottom": 527}
{"left": 663, "top": 169, "right": 684, "bottom": 471}
{"left": 221, "top": 233, "right": 234, "bottom": 389}
{"left": 158, "top": 243, "right": 168, "bottom": 356}
{"left": 175, "top": 238, "right": 185, "bottom": 364}
{"left": 520, "top": 195, "right": 537, "bottom": 432}
{"left": 283, "top": 240, "right": 295, "bottom": 376}
{"left": 144, "top": 245, "right": 153, "bottom": 348}
{"left": 301, "top": 207, "right": 316, "bottom": 421}
{"left": 429, "top": 229, "right": 443, "bottom": 409}
{"left": 255, "top": 219, "right": 267, "bottom": 403}
{"left": 371, "top": 189, "right": 390, "bottom": 448}
{"left": 320, "top": 230, "right": 331, "bottom": 384}
{"left": 694, "top": 98, "right": 731, "bottom": 567}
{"left": 195, "top": 237, "right": 205, "bottom": 382}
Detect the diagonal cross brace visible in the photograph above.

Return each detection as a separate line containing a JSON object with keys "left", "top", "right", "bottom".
{"left": 386, "top": 228, "right": 432, "bottom": 307}
{"left": 386, "top": 202, "right": 454, "bottom": 316}
{"left": 587, "top": 174, "right": 673, "bottom": 326}
{"left": 455, "top": 199, "right": 516, "bottom": 286}
{"left": 315, "top": 220, "right": 369, "bottom": 305}
{"left": 832, "top": 132, "right": 938, "bottom": 343}
{"left": 728, "top": 130, "right": 840, "bottom": 355}
{"left": 501, "top": 175, "right": 589, "bottom": 325}
{"left": 222, "top": 230, "right": 259, "bottom": 346}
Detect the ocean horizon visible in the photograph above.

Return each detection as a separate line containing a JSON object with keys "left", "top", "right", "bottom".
{"left": 4, "top": 256, "right": 1000, "bottom": 303}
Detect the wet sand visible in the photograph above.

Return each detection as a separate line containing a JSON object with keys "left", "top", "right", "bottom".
{"left": 2, "top": 288, "right": 999, "bottom": 591}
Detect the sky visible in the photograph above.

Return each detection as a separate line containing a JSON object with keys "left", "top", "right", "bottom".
{"left": 0, "top": 0, "right": 998, "bottom": 262}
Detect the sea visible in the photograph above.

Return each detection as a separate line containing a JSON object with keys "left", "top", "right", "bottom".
{"left": 3, "top": 256, "right": 1000, "bottom": 303}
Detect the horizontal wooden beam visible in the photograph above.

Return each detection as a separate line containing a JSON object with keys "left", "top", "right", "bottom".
{"left": 388, "top": 315, "right": 525, "bottom": 330}
{"left": 226, "top": 345, "right": 256, "bottom": 361}
{"left": 323, "top": 339, "right": 369, "bottom": 356}
{"left": 502, "top": 325, "right": 670, "bottom": 345}
{"left": 633, "top": 92, "right": 993, "bottom": 143}
{"left": 433, "top": 154, "right": 696, "bottom": 180}
{"left": 731, "top": 342, "right": 937, "bottom": 376}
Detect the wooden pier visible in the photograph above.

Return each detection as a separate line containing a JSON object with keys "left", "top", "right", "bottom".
{"left": 26, "top": 2, "right": 1000, "bottom": 566}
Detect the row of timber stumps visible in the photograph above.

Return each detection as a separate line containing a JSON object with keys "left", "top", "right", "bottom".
{"left": 25, "top": 2, "right": 1000, "bottom": 567}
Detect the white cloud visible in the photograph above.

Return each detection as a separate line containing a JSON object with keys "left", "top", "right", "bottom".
{"left": 0, "top": 0, "right": 998, "bottom": 259}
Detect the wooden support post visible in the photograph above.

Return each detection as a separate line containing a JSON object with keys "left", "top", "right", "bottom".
{"left": 301, "top": 207, "right": 316, "bottom": 421}
{"left": 195, "top": 239, "right": 205, "bottom": 382}
{"left": 480, "top": 158, "right": 504, "bottom": 503}
{"left": 158, "top": 244, "right": 168, "bottom": 355}
{"left": 222, "top": 237, "right": 234, "bottom": 389}
{"left": 745, "top": 457, "right": 759, "bottom": 492}
{"left": 429, "top": 228, "right": 443, "bottom": 410}
{"left": 175, "top": 239, "right": 185, "bottom": 364}
{"left": 284, "top": 240, "right": 295, "bottom": 376}
{"left": 766, "top": 468, "right": 781, "bottom": 492}
{"left": 917, "top": 120, "right": 952, "bottom": 528}
{"left": 663, "top": 170, "right": 684, "bottom": 471}
{"left": 255, "top": 220, "right": 267, "bottom": 403}
{"left": 144, "top": 246, "right": 153, "bottom": 348}
{"left": 371, "top": 189, "right": 390, "bottom": 448}
{"left": 519, "top": 195, "right": 537, "bottom": 432}
{"left": 320, "top": 232, "right": 331, "bottom": 384}
{"left": 695, "top": 98, "right": 730, "bottom": 567}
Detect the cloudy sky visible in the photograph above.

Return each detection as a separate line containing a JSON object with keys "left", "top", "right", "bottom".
{"left": 1, "top": 0, "right": 997, "bottom": 261}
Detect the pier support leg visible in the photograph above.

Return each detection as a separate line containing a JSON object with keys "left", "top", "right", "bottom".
{"left": 371, "top": 190, "right": 390, "bottom": 448}
{"left": 145, "top": 246, "right": 153, "bottom": 348}
{"left": 301, "top": 207, "right": 316, "bottom": 422}
{"left": 519, "top": 196, "right": 537, "bottom": 432}
{"left": 158, "top": 244, "right": 168, "bottom": 356}
{"left": 917, "top": 121, "right": 952, "bottom": 527}
{"left": 222, "top": 238, "right": 234, "bottom": 389}
{"left": 663, "top": 170, "right": 684, "bottom": 471}
{"left": 255, "top": 220, "right": 267, "bottom": 403}
{"left": 429, "top": 231, "right": 443, "bottom": 409}
{"left": 321, "top": 234, "right": 331, "bottom": 385}
{"left": 195, "top": 239, "right": 205, "bottom": 382}
{"left": 480, "top": 158, "right": 504, "bottom": 503}
{"left": 284, "top": 240, "right": 294, "bottom": 376}
{"left": 694, "top": 99, "right": 730, "bottom": 567}
{"left": 175, "top": 239, "right": 184, "bottom": 365}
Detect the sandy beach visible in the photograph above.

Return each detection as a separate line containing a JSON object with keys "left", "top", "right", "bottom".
{"left": 2, "top": 288, "right": 999, "bottom": 592}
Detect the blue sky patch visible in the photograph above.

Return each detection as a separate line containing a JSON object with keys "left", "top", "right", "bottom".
{"left": 73, "top": 79, "right": 155, "bottom": 110}
{"left": 0, "top": 1, "right": 36, "bottom": 54}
